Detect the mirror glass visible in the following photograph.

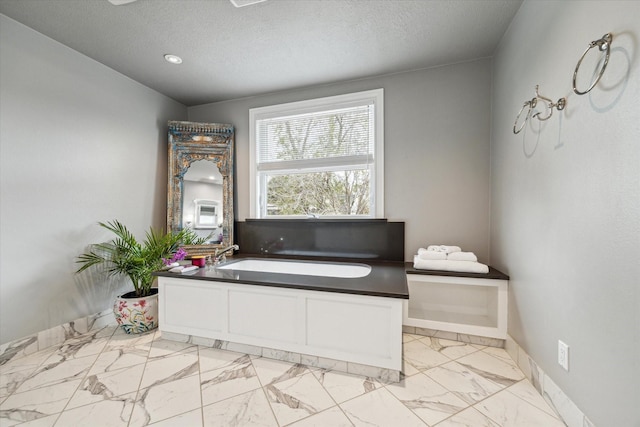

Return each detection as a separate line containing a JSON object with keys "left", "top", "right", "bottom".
{"left": 182, "top": 160, "right": 224, "bottom": 243}
{"left": 167, "top": 121, "right": 234, "bottom": 256}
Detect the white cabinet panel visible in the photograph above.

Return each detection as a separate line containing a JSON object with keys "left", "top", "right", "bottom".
{"left": 158, "top": 277, "right": 403, "bottom": 371}
{"left": 161, "top": 280, "right": 226, "bottom": 335}
{"left": 306, "top": 297, "right": 394, "bottom": 359}
{"left": 404, "top": 274, "right": 508, "bottom": 339}
{"left": 228, "top": 289, "right": 298, "bottom": 343}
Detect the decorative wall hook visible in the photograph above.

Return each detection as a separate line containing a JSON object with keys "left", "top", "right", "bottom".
{"left": 513, "top": 85, "right": 566, "bottom": 134}
{"left": 531, "top": 85, "right": 566, "bottom": 121}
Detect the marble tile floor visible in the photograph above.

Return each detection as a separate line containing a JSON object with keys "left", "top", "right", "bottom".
{"left": 0, "top": 327, "right": 567, "bottom": 427}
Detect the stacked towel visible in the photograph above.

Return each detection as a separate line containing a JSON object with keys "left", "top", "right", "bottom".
{"left": 413, "top": 244, "right": 487, "bottom": 274}
{"left": 447, "top": 251, "right": 478, "bottom": 262}
{"left": 417, "top": 248, "right": 447, "bottom": 260}
{"left": 413, "top": 256, "right": 489, "bottom": 274}
{"left": 426, "top": 245, "right": 461, "bottom": 254}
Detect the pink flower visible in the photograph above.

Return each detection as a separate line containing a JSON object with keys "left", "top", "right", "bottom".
{"left": 163, "top": 247, "right": 188, "bottom": 265}
{"left": 174, "top": 247, "right": 187, "bottom": 261}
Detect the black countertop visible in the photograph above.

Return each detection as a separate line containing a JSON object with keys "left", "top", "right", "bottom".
{"left": 405, "top": 263, "right": 509, "bottom": 280}
{"left": 153, "top": 254, "right": 409, "bottom": 299}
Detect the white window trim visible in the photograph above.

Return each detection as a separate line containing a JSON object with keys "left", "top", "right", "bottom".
{"left": 249, "top": 88, "right": 384, "bottom": 219}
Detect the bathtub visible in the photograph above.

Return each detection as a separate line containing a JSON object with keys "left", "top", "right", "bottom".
{"left": 216, "top": 258, "right": 372, "bottom": 278}
{"left": 155, "top": 256, "right": 406, "bottom": 380}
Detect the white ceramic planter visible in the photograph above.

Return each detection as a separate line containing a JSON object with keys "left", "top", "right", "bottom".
{"left": 113, "top": 288, "right": 159, "bottom": 334}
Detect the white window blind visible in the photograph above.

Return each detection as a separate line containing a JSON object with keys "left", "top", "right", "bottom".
{"left": 250, "top": 89, "right": 384, "bottom": 218}
{"left": 257, "top": 104, "right": 373, "bottom": 168}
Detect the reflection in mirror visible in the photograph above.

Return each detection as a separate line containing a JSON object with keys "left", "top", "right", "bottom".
{"left": 183, "top": 160, "right": 223, "bottom": 243}
{"left": 167, "top": 121, "right": 234, "bottom": 256}
{"left": 193, "top": 199, "right": 219, "bottom": 229}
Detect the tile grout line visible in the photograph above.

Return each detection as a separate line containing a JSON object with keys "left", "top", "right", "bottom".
{"left": 383, "top": 337, "right": 481, "bottom": 426}
{"left": 369, "top": 338, "right": 457, "bottom": 426}
{"left": 302, "top": 368, "right": 350, "bottom": 427}
{"left": 196, "top": 345, "right": 205, "bottom": 427}
{"left": 0, "top": 346, "right": 56, "bottom": 404}
{"left": 503, "top": 379, "right": 568, "bottom": 424}
{"left": 29, "top": 325, "right": 120, "bottom": 426}
{"left": 425, "top": 356, "right": 566, "bottom": 426}
{"left": 125, "top": 328, "right": 157, "bottom": 427}
{"left": 249, "top": 354, "right": 283, "bottom": 427}
{"left": 401, "top": 353, "right": 505, "bottom": 425}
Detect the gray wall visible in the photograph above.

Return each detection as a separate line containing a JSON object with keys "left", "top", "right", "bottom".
{"left": 0, "top": 15, "right": 187, "bottom": 343}
{"left": 490, "top": 2, "right": 640, "bottom": 426}
{"left": 189, "top": 59, "right": 493, "bottom": 263}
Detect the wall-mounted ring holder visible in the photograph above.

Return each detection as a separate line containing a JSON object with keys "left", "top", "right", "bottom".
{"left": 513, "top": 85, "right": 566, "bottom": 134}
{"left": 532, "top": 85, "right": 566, "bottom": 121}
{"left": 573, "top": 33, "right": 613, "bottom": 95}
{"left": 513, "top": 98, "right": 536, "bottom": 134}
{"left": 513, "top": 32, "right": 614, "bottom": 135}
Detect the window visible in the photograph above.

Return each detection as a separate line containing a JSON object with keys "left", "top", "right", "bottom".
{"left": 250, "top": 89, "right": 384, "bottom": 218}
{"left": 193, "top": 199, "right": 218, "bottom": 229}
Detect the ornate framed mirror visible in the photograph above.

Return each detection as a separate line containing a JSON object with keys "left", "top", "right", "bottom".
{"left": 167, "top": 121, "right": 234, "bottom": 256}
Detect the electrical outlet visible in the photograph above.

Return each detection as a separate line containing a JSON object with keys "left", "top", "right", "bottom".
{"left": 558, "top": 340, "right": 569, "bottom": 371}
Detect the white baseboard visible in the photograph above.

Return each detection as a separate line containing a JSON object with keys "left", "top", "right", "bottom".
{"left": 0, "top": 309, "right": 113, "bottom": 364}
{"left": 505, "top": 334, "right": 595, "bottom": 427}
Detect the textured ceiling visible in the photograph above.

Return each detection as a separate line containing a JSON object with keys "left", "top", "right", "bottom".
{"left": 0, "top": 0, "right": 523, "bottom": 106}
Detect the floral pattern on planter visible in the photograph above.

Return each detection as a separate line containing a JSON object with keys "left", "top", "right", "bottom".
{"left": 113, "top": 289, "right": 158, "bottom": 334}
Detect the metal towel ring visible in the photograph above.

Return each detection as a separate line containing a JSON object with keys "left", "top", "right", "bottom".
{"left": 573, "top": 33, "right": 613, "bottom": 95}
{"left": 513, "top": 98, "right": 537, "bottom": 134}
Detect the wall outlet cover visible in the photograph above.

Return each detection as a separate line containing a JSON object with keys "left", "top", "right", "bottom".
{"left": 558, "top": 340, "right": 569, "bottom": 371}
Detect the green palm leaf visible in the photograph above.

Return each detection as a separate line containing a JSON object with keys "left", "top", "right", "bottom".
{"left": 76, "top": 220, "right": 199, "bottom": 297}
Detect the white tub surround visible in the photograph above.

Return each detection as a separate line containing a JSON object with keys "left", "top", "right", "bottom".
{"left": 158, "top": 277, "right": 403, "bottom": 381}
{"left": 155, "top": 259, "right": 407, "bottom": 381}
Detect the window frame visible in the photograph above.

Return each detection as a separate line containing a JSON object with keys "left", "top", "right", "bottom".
{"left": 249, "top": 88, "right": 384, "bottom": 219}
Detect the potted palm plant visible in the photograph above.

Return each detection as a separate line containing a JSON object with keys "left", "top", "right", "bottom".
{"left": 76, "top": 220, "right": 207, "bottom": 334}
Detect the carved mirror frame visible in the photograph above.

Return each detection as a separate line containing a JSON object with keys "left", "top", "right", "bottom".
{"left": 167, "top": 121, "right": 234, "bottom": 256}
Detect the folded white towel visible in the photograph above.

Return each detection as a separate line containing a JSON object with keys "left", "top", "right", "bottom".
{"left": 418, "top": 250, "right": 447, "bottom": 260}
{"left": 441, "top": 245, "right": 461, "bottom": 254}
{"left": 169, "top": 265, "right": 200, "bottom": 273}
{"left": 447, "top": 251, "right": 478, "bottom": 262}
{"left": 426, "top": 245, "right": 462, "bottom": 254}
{"left": 162, "top": 262, "right": 180, "bottom": 270}
{"left": 413, "top": 256, "right": 489, "bottom": 274}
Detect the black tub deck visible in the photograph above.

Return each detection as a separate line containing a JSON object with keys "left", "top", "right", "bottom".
{"left": 154, "top": 254, "right": 409, "bottom": 299}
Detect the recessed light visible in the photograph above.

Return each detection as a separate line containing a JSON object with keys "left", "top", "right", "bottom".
{"left": 230, "top": 0, "right": 268, "bottom": 8}
{"left": 108, "top": 0, "right": 138, "bottom": 5}
{"left": 164, "top": 54, "right": 182, "bottom": 65}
